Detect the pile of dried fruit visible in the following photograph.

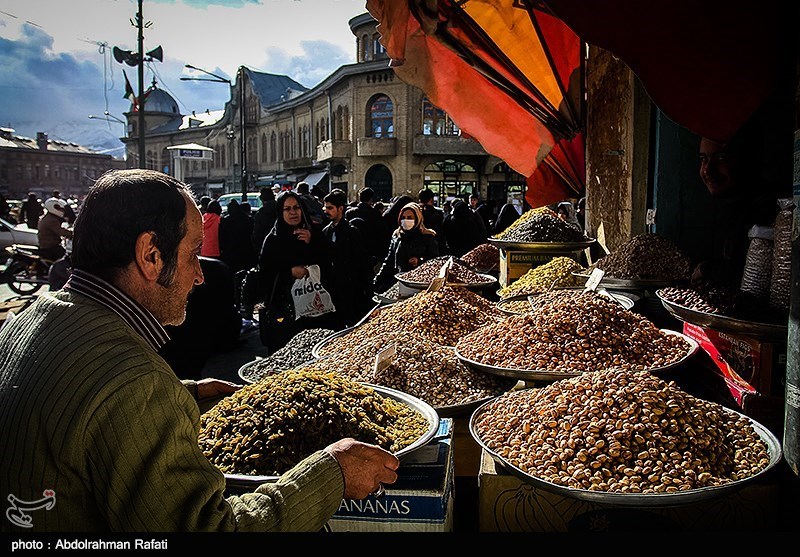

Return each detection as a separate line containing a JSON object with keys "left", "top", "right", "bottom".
{"left": 240, "top": 328, "right": 335, "bottom": 383}
{"left": 462, "top": 243, "right": 500, "bottom": 272}
{"left": 473, "top": 369, "right": 771, "bottom": 493}
{"left": 397, "top": 256, "right": 494, "bottom": 285}
{"left": 199, "top": 368, "right": 429, "bottom": 476}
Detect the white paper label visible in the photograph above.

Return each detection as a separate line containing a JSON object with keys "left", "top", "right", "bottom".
{"left": 646, "top": 208, "right": 657, "bottom": 225}
{"left": 583, "top": 267, "right": 605, "bottom": 292}
{"left": 374, "top": 344, "right": 397, "bottom": 375}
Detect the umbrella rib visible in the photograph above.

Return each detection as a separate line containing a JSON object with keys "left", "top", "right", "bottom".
{"left": 434, "top": 1, "right": 578, "bottom": 138}
{"left": 521, "top": 0, "right": 580, "bottom": 126}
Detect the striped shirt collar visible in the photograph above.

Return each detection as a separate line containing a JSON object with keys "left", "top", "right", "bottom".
{"left": 64, "top": 269, "right": 170, "bottom": 351}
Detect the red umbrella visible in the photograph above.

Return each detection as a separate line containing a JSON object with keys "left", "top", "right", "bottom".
{"left": 366, "top": 0, "right": 585, "bottom": 208}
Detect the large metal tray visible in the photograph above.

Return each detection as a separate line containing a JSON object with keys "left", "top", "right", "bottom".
{"left": 394, "top": 272, "right": 497, "bottom": 290}
{"left": 469, "top": 398, "right": 782, "bottom": 507}
{"left": 572, "top": 271, "right": 685, "bottom": 290}
{"left": 434, "top": 379, "right": 519, "bottom": 418}
{"left": 655, "top": 289, "right": 788, "bottom": 341}
{"left": 238, "top": 357, "right": 319, "bottom": 384}
{"left": 488, "top": 237, "right": 595, "bottom": 251}
{"left": 455, "top": 329, "right": 699, "bottom": 381}
{"left": 496, "top": 288, "right": 636, "bottom": 315}
{"left": 224, "top": 383, "right": 440, "bottom": 490}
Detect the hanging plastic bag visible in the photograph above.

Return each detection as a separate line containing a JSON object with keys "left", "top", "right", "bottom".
{"left": 739, "top": 225, "right": 773, "bottom": 301}
{"left": 290, "top": 264, "right": 336, "bottom": 319}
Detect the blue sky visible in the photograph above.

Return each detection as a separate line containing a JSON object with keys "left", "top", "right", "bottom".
{"left": 0, "top": 0, "right": 369, "bottom": 153}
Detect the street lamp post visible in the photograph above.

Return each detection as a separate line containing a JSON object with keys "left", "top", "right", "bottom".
{"left": 181, "top": 64, "right": 247, "bottom": 202}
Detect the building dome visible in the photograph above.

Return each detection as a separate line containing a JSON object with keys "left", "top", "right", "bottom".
{"left": 139, "top": 87, "right": 180, "bottom": 115}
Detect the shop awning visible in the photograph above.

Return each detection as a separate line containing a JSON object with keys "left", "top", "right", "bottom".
{"left": 365, "top": 0, "right": 585, "bottom": 207}
{"left": 303, "top": 171, "right": 329, "bottom": 187}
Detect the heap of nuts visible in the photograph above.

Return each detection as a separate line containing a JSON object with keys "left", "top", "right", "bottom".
{"left": 498, "top": 257, "right": 583, "bottom": 299}
{"left": 462, "top": 243, "right": 500, "bottom": 272}
{"left": 319, "top": 284, "right": 505, "bottom": 350}
{"left": 198, "top": 367, "right": 429, "bottom": 476}
{"left": 309, "top": 330, "right": 512, "bottom": 408}
{"left": 397, "top": 256, "right": 494, "bottom": 285}
{"left": 457, "top": 291, "right": 689, "bottom": 373}
{"left": 588, "top": 233, "right": 690, "bottom": 281}
{"left": 658, "top": 284, "right": 785, "bottom": 324}
{"left": 495, "top": 208, "right": 586, "bottom": 243}
{"left": 240, "top": 328, "right": 335, "bottom": 383}
{"left": 473, "top": 369, "right": 771, "bottom": 493}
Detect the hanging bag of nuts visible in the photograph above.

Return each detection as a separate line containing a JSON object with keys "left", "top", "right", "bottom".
{"left": 768, "top": 198, "right": 794, "bottom": 313}
{"left": 739, "top": 225, "right": 774, "bottom": 301}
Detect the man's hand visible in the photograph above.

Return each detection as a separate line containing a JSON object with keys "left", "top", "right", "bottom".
{"left": 197, "top": 378, "right": 242, "bottom": 401}
{"left": 324, "top": 438, "right": 400, "bottom": 500}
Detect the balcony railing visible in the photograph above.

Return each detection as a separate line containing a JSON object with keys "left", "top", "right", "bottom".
{"left": 412, "top": 134, "right": 486, "bottom": 156}
{"left": 357, "top": 136, "right": 397, "bottom": 157}
{"left": 317, "top": 139, "right": 353, "bottom": 162}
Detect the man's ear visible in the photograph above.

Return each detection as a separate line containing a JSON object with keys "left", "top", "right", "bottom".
{"left": 134, "top": 231, "right": 162, "bottom": 282}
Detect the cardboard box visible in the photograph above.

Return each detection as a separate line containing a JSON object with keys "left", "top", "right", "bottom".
{"left": 682, "top": 322, "right": 787, "bottom": 402}
{"left": 328, "top": 418, "right": 455, "bottom": 532}
{"left": 478, "top": 450, "right": 780, "bottom": 532}
{"left": 499, "top": 250, "right": 580, "bottom": 288}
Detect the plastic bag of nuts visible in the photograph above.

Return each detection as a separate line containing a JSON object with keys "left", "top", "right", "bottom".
{"left": 473, "top": 369, "right": 771, "bottom": 494}
{"left": 739, "top": 225, "right": 773, "bottom": 301}
{"left": 769, "top": 198, "right": 794, "bottom": 312}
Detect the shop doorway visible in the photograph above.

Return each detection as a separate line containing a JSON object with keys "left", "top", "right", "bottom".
{"left": 365, "top": 164, "right": 393, "bottom": 202}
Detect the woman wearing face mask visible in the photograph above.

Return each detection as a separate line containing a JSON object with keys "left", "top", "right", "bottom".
{"left": 257, "top": 190, "right": 334, "bottom": 352}
{"left": 374, "top": 202, "right": 439, "bottom": 293}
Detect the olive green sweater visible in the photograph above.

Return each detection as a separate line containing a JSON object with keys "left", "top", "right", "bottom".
{"left": 0, "top": 290, "right": 344, "bottom": 532}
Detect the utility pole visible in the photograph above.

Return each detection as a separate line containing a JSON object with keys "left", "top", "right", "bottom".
{"left": 136, "top": 0, "right": 145, "bottom": 169}
{"left": 239, "top": 67, "right": 248, "bottom": 203}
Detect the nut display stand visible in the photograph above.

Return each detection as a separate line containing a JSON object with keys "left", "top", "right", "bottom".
{"left": 488, "top": 238, "right": 594, "bottom": 288}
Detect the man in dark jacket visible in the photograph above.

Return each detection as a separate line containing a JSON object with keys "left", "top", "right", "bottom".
{"left": 251, "top": 187, "right": 277, "bottom": 252}
{"left": 296, "top": 181, "right": 325, "bottom": 225}
{"left": 344, "top": 187, "right": 389, "bottom": 270}
{"left": 323, "top": 189, "right": 374, "bottom": 329}
{"left": 470, "top": 193, "right": 492, "bottom": 235}
{"left": 417, "top": 188, "right": 447, "bottom": 254}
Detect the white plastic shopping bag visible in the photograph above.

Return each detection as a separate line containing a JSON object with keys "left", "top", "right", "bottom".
{"left": 290, "top": 264, "right": 336, "bottom": 319}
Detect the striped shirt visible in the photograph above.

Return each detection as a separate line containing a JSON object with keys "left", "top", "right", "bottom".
{"left": 64, "top": 269, "right": 169, "bottom": 351}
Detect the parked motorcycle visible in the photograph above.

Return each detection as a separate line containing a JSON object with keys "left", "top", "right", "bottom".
{"left": 2, "top": 244, "right": 55, "bottom": 295}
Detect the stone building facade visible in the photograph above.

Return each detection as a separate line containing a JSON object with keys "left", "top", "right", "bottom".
{"left": 0, "top": 129, "right": 125, "bottom": 201}
{"left": 123, "top": 13, "right": 527, "bottom": 212}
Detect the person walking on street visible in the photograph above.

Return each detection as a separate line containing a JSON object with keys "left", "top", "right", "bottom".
{"left": 200, "top": 200, "right": 222, "bottom": 258}
{"left": 37, "top": 197, "right": 73, "bottom": 262}
{"left": 219, "top": 198, "right": 255, "bottom": 274}
{"left": 345, "top": 187, "right": 389, "bottom": 270}
{"left": 323, "top": 189, "right": 374, "bottom": 328}
{"left": 444, "top": 198, "right": 485, "bottom": 257}
{"left": 374, "top": 202, "right": 439, "bottom": 293}
{"left": 0, "top": 168, "right": 398, "bottom": 532}
{"left": 417, "top": 188, "right": 447, "bottom": 254}
{"left": 251, "top": 186, "right": 277, "bottom": 253}
{"left": 295, "top": 181, "right": 324, "bottom": 225}
{"left": 20, "top": 192, "right": 44, "bottom": 230}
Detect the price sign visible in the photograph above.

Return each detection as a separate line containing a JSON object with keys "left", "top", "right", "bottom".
{"left": 646, "top": 208, "right": 657, "bottom": 225}
{"left": 373, "top": 344, "right": 397, "bottom": 375}
{"left": 583, "top": 268, "right": 605, "bottom": 292}
{"left": 427, "top": 257, "right": 453, "bottom": 292}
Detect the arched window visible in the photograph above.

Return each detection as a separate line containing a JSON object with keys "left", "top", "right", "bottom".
{"left": 422, "top": 97, "right": 460, "bottom": 136}
{"left": 321, "top": 117, "right": 327, "bottom": 142}
{"left": 365, "top": 164, "right": 393, "bottom": 202}
{"left": 335, "top": 106, "right": 344, "bottom": 140}
{"left": 220, "top": 144, "right": 226, "bottom": 169}
{"left": 343, "top": 107, "right": 350, "bottom": 140}
{"left": 362, "top": 34, "right": 370, "bottom": 61}
{"left": 302, "top": 125, "right": 309, "bottom": 157}
{"left": 368, "top": 95, "right": 393, "bottom": 138}
{"left": 261, "top": 133, "right": 268, "bottom": 163}
{"left": 372, "top": 33, "right": 385, "bottom": 58}
{"left": 270, "top": 132, "right": 277, "bottom": 162}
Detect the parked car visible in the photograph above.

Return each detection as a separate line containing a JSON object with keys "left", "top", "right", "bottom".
{"left": 0, "top": 216, "right": 39, "bottom": 251}
{"left": 216, "top": 193, "right": 263, "bottom": 213}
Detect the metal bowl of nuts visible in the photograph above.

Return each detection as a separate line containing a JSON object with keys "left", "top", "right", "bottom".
{"left": 497, "top": 289, "right": 636, "bottom": 315}
{"left": 572, "top": 271, "right": 684, "bottom": 289}
{"left": 469, "top": 369, "right": 782, "bottom": 506}
{"left": 488, "top": 238, "right": 596, "bottom": 251}
{"left": 455, "top": 329, "right": 698, "bottom": 381}
{"left": 656, "top": 288, "right": 788, "bottom": 341}
{"left": 222, "top": 381, "right": 440, "bottom": 491}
